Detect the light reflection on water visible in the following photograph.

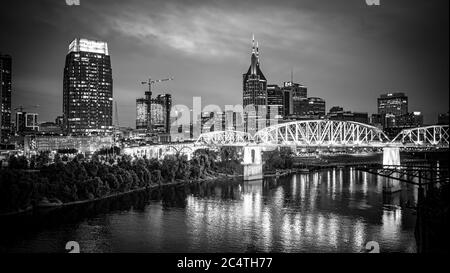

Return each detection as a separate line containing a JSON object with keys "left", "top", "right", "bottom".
{"left": 0, "top": 168, "right": 418, "bottom": 253}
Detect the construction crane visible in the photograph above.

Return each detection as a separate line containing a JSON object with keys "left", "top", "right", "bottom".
{"left": 13, "top": 105, "right": 40, "bottom": 134}
{"left": 141, "top": 77, "right": 174, "bottom": 98}
{"left": 141, "top": 77, "right": 174, "bottom": 133}
{"left": 14, "top": 105, "right": 40, "bottom": 112}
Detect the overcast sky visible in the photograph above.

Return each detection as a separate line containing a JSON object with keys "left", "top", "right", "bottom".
{"left": 1, "top": 0, "right": 448, "bottom": 127}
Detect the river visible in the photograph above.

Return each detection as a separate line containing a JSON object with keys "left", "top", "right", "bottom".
{"left": 0, "top": 168, "right": 418, "bottom": 253}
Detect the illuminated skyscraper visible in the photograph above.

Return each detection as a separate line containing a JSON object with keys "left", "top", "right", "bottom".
{"left": 377, "top": 93, "right": 408, "bottom": 116}
{"left": 267, "top": 84, "right": 284, "bottom": 117}
{"left": 243, "top": 35, "right": 267, "bottom": 133}
{"left": 0, "top": 53, "right": 12, "bottom": 143}
{"left": 307, "top": 97, "right": 326, "bottom": 117}
{"left": 63, "top": 38, "right": 113, "bottom": 135}
{"left": 136, "top": 98, "right": 149, "bottom": 130}
{"left": 137, "top": 94, "right": 172, "bottom": 133}
{"left": 150, "top": 100, "right": 165, "bottom": 133}
{"left": 154, "top": 94, "right": 172, "bottom": 134}
{"left": 282, "top": 81, "right": 308, "bottom": 116}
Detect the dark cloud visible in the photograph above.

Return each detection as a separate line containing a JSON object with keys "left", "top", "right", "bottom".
{"left": 0, "top": 0, "right": 448, "bottom": 126}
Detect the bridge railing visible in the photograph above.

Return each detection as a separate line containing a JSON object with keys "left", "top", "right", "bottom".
{"left": 391, "top": 125, "right": 449, "bottom": 147}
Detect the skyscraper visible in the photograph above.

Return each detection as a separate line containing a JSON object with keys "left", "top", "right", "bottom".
{"left": 307, "top": 97, "right": 326, "bottom": 117}
{"left": 0, "top": 53, "right": 12, "bottom": 143}
{"left": 267, "top": 84, "right": 284, "bottom": 117}
{"left": 136, "top": 98, "right": 149, "bottom": 130}
{"left": 282, "top": 81, "right": 308, "bottom": 116}
{"left": 155, "top": 94, "right": 172, "bottom": 134}
{"left": 378, "top": 93, "right": 408, "bottom": 116}
{"left": 243, "top": 35, "right": 267, "bottom": 133}
{"left": 63, "top": 38, "right": 113, "bottom": 135}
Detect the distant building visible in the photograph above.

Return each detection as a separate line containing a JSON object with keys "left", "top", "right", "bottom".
{"left": 55, "top": 116, "right": 64, "bottom": 129}
{"left": 0, "top": 53, "right": 12, "bottom": 143}
{"left": 329, "top": 106, "right": 344, "bottom": 114}
{"left": 150, "top": 101, "right": 165, "bottom": 133}
{"left": 39, "top": 122, "right": 63, "bottom": 135}
{"left": 384, "top": 112, "right": 424, "bottom": 138}
{"left": 353, "top": 112, "right": 369, "bottom": 124}
{"left": 15, "top": 112, "right": 39, "bottom": 134}
{"left": 398, "top": 112, "right": 423, "bottom": 128}
{"left": 152, "top": 94, "right": 172, "bottom": 134}
{"left": 327, "top": 106, "right": 369, "bottom": 124}
{"left": 136, "top": 98, "right": 148, "bottom": 130}
{"left": 438, "top": 112, "right": 449, "bottom": 125}
{"left": 136, "top": 93, "right": 172, "bottom": 134}
{"left": 307, "top": 97, "right": 326, "bottom": 117}
{"left": 282, "top": 82, "right": 307, "bottom": 116}
{"left": 378, "top": 93, "right": 408, "bottom": 116}
{"left": 24, "top": 135, "right": 113, "bottom": 154}
{"left": 267, "top": 84, "right": 284, "bottom": 118}
{"left": 63, "top": 38, "right": 113, "bottom": 135}
{"left": 371, "top": 114, "right": 383, "bottom": 128}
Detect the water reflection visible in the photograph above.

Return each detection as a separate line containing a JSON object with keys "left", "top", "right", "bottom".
{"left": 0, "top": 169, "right": 418, "bottom": 253}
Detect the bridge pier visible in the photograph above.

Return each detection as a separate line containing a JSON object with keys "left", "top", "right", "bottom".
{"left": 242, "top": 146, "right": 263, "bottom": 181}
{"left": 383, "top": 147, "right": 401, "bottom": 166}
{"left": 382, "top": 147, "right": 402, "bottom": 193}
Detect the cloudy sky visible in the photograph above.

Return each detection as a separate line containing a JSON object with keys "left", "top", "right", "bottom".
{"left": 1, "top": 0, "right": 448, "bottom": 127}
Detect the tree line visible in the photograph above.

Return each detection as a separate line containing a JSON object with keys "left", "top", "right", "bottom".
{"left": 0, "top": 147, "right": 243, "bottom": 214}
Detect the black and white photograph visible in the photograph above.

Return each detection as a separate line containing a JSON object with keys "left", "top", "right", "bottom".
{"left": 0, "top": 0, "right": 448, "bottom": 267}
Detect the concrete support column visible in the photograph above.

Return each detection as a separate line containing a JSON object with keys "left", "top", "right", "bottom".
{"left": 382, "top": 146, "right": 402, "bottom": 193}
{"left": 242, "top": 146, "right": 263, "bottom": 181}
{"left": 383, "top": 147, "right": 400, "bottom": 166}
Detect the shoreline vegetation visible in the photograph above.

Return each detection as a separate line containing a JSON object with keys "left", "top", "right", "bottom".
{"left": 0, "top": 147, "right": 246, "bottom": 216}
{"left": 0, "top": 148, "right": 445, "bottom": 217}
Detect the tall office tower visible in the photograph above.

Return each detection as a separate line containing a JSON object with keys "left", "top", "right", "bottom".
{"left": 267, "top": 84, "right": 284, "bottom": 116}
{"left": 307, "top": 97, "right": 326, "bottom": 117}
{"left": 243, "top": 35, "right": 267, "bottom": 133}
{"left": 63, "top": 38, "right": 113, "bottom": 135}
{"left": 0, "top": 53, "right": 12, "bottom": 143}
{"left": 282, "top": 81, "right": 307, "bottom": 116}
{"left": 150, "top": 101, "right": 165, "bottom": 133}
{"left": 145, "top": 94, "right": 172, "bottom": 134}
{"left": 136, "top": 98, "right": 149, "bottom": 130}
{"left": 155, "top": 94, "right": 172, "bottom": 133}
{"left": 377, "top": 93, "right": 408, "bottom": 116}
{"left": 267, "top": 84, "right": 284, "bottom": 117}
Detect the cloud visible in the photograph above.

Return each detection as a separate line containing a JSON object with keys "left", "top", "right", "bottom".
{"left": 105, "top": 2, "right": 322, "bottom": 60}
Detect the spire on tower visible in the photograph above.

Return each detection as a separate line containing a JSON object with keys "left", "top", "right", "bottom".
{"left": 256, "top": 41, "right": 260, "bottom": 65}
{"left": 252, "top": 33, "right": 255, "bottom": 54}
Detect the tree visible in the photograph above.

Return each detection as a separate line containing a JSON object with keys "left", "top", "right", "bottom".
{"left": 8, "top": 156, "right": 28, "bottom": 169}
{"left": 54, "top": 153, "right": 62, "bottom": 164}
{"left": 160, "top": 156, "right": 178, "bottom": 183}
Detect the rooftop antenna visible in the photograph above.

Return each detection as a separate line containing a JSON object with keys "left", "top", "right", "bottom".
{"left": 291, "top": 67, "right": 294, "bottom": 83}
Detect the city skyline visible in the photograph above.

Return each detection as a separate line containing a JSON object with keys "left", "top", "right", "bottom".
{"left": 0, "top": 0, "right": 448, "bottom": 127}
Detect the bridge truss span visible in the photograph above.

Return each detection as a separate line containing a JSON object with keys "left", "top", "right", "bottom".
{"left": 254, "top": 120, "right": 390, "bottom": 147}
{"left": 392, "top": 125, "right": 449, "bottom": 147}
{"left": 195, "top": 130, "right": 254, "bottom": 146}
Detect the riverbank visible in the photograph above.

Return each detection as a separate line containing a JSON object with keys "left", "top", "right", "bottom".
{"left": 0, "top": 171, "right": 243, "bottom": 217}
